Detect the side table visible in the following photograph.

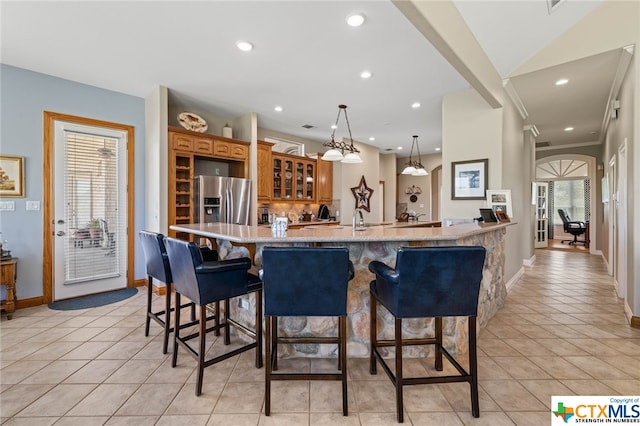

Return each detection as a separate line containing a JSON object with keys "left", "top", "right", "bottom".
{"left": 1, "top": 257, "right": 18, "bottom": 320}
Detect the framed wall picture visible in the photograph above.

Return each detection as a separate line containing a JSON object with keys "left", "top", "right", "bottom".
{"left": 451, "top": 159, "right": 488, "bottom": 200}
{"left": 0, "top": 155, "right": 25, "bottom": 197}
{"left": 495, "top": 210, "right": 510, "bottom": 223}
{"left": 486, "top": 189, "right": 512, "bottom": 218}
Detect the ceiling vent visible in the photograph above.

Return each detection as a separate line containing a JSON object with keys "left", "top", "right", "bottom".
{"left": 301, "top": 124, "right": 315, "bottom": 129}
{"left": 536, "top": 141, "right": 551, "bottom": 147}
{"left": 547, "top": 0, "right": 565, "bottom": 14}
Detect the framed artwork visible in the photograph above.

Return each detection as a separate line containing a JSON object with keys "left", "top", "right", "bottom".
{"left": 486, "top": 189, "right": 513, "bottom": 218}
{"left": 451, "top": 159, "right": 488, "bottom": 200}
{"left": 0, "top": 155, "right": 25, "bottom": 197}
{"left": 351, "top": 175, "right": 374, "bottom": 212}
{"left": 495, "top": 210, "right": 510, "bottom": 223}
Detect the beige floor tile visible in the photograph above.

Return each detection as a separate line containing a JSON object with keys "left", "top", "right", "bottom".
{"left": 351, "top": 380, "right": 397, "bottom": 413}
{"left": 116, "top": 383, "right": 182, "bottom": 416}
{"left": 493, "top": 356, "right": 552, "bottom": 380}
{"left": 309, "top": 412, "right": 360, "bottom": 425}
{"left": 0, "top": 360, "right": 50, "bottom": 384}
{"left": 408, "top": 411, "right": 465, "bottom": 425}
{"left": 532, "top": 338, "right": 589, "bottom": 356}
{"left": 16, "top": 383, "right": 96, "bottom": 417}
{"left": 90, "top": 326, "right": 137, "bottom": 342}
{"left": 527, "top": 356, "right": 592, "bottom": 380}
{"left": 563, "top": 356, "right": 631, "bottom": 379}
{"left": 59, "top": 327, "right": 109, "bottom": 342}
{"left": 477, "top": 339, "right": 521, "bottom": 357}
{"left": 357, "top": 412, "right": 403, "bottom": 425}
{"left": 518, "top": 379, "right": 576, "bottom": 405}
{"left": 258, "top": 413, "right": 309, "bottom": 425}
{"left": 600, "top": 379, "right": 640, "bottom": 394}
{"left": 309, "top": 381, "right": 355, "bottom": 413}
{"left": 207, "top": 413, "right": 260, "bottom": 426}
{"left": 501, "top": 339, "right": 556, "bottom": 356}
{"left": 456, "top": 411, "right": 516, "bottom": 425}
{"left": 438, "top": 383, "right": 501, "bottom": 413}
{"left": 104, "top": 415, "right": 159, "bottom": 425}
{"left": 505, "top": 411, "right": 550, "bottom": 426}
{"left": 59, "top": 341, "right": 114, "bottom": 360}
{"left": 403, "top": 383, "right": 453, "bottom": 412}
{"left": 0, "top": 384, "right": 55, "bottom": 417}
{"left": 165, "top": 382, "right": 221, "bottom": 415}
{"left": 214, "top": 381, "right": 265, "bottom": 413}
{"left": 19, "top": 360, "right": 88, "bottom": 384}
{"left": 1, "top": 417, "right": 59, "bottom": 425}
{"left": 347, "top": 358, "right": 386, "bottom": 381}
{"left": 480, "top": 380, "right": 547, "bottom": 412}
{"left": 53, "top": 416, "right": 110, "bottom": 426}
{"left": 104, "top": 358, "right": 162, "bottom": 383}
{"left": 67, "top": 383, "right": 139, "bottom": 416}
{"left": 96, "top": 340, "right": 148, "bottom": 360}
{"left": 0, "top": 341, "right": 49, "bottom": 361}
{"left": 268, "top": 381, "right": 309, "bottom": 413}
{"left": 61, "top": 359, "right": 124, "bottom": 384}
{"left": 22, "top": 341, "right": 83, "bottom": 361}
{"left": 157, "top": 414, "right": 211, "bottom": 425}
{"left": 146, "top": 357, "right": 196, "bottom": 384}
{"left": 561, "top": 379, "right": 617, "bottom": 395}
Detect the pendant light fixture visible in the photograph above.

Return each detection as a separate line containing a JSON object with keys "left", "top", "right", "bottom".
{"left": 322, "top": 104, "right": 362, "bottom": 164}
{"left": 401, "top": 135, "right": 428, "bottom": 176}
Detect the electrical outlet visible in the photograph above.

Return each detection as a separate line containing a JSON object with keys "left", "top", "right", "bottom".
{"left": 215, "top": 168, "right": 220, "bottom": 175}
{"left": 238, "top": 298, "right": 248, "bottom": 309}
{"left": 336, "top": 210, "right": 340, "bottom": 217}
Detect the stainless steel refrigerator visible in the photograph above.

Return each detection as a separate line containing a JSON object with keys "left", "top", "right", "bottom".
{"left": 194, "top": 175, "right": 252, "bottom": 225}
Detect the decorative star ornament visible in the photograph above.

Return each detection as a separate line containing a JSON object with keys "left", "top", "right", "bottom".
{"left": 351, "top": 175, "right": 374, "bottom": 212}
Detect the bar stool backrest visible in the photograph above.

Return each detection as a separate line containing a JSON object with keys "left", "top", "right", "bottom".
{"left": 139, "top": 230, "right": 172, "bottom": 284}
{"left": 262, "top": 246, "right": 350, "bottom": 317}
{"left": 164, "top": 237, "right": 252, "bottom": 305}
{"left": 392, "top": 246, "right": 486, "bottom": 318}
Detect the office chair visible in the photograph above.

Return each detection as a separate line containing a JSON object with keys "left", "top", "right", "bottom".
{"left": 558, "top": 209, "right": 586, "bottom": 246}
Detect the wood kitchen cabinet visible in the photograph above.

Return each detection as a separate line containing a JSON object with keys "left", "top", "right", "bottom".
{"left": 257, "top": 141, "right": 273, "bottom": 201}
{"left": 168, "top": 127, "right": 250, "bottom": 239}
{"left": 316, "top": 158, "right": 333, "bottom": 203}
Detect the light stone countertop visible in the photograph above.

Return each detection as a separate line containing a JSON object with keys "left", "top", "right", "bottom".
{"left": 170, "top": 221, "right": 513, "bottom": 244}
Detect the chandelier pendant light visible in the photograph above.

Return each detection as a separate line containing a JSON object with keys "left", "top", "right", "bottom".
{"left": 401, "top": 135, "right": 428, "bottom": 176}
{"left": 322, "top": 104, "right": 362, "bottom": 163}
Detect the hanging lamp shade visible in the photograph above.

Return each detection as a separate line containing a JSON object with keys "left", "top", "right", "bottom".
{"left": 322, "top": 104, "right": 361, "bottom": 163}
{"left": 401, "top": 135, "right": 428, "bottom": 176}
{"left": 412, "top": 167, "right": 428, "bottom": 176}
{"left": 401, "top": 165, "right": 417, "bottom": 175}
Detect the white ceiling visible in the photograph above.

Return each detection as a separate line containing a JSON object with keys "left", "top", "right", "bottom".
{"left": 1, "top": 0, "right": 617, "bottom": 156}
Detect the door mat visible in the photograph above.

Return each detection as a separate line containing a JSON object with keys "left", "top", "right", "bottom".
{"left": 48, "top": 288, "right": 138, "bottom": 311}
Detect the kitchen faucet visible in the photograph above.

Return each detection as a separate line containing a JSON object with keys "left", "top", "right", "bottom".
{"left": 352, "top": 208, "right": 365, "bottom": 230}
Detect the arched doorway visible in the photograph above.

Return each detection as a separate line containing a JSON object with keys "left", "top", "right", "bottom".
{"left": 535, "top": 154, "right": 597, "bottom": 255}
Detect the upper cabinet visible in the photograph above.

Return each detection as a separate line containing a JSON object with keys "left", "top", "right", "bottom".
{"left": 257, "top": 141, "right": 273, "bottom": 201}
{"left": 316, "top": 158, "right": 333, "bottom": 203}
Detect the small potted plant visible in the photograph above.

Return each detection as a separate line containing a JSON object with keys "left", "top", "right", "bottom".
{"left": 88, "top": 218, "right": 101, "bottom": 239}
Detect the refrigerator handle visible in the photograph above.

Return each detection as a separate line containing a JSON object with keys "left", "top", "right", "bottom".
{"left": 227, "top": 186, "right": 234, "bottom": 223}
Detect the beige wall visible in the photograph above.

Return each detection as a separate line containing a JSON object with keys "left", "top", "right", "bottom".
{"left": 337, "top": 141, "right": 380, "bottom": 225}
{"left": 396, "top": 153, "right": 442, "bottom": 221}
{"left": 144, "top": 85, "right": 169, "bottom": 234}
{"left": 379, "top": 153, "right": 397, "bottom": 223}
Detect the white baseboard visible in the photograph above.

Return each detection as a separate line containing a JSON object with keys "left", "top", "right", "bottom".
{"left": 523, "top": 255, "right": 536, "bottom": 267}
{"left": 505, "top": 266, "right": 524, "bottom": 293}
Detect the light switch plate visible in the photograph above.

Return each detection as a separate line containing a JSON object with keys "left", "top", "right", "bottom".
{"left": 0, "top": 201, "right": 15, "bottom": 211}
{"left": 26, "top": 200, "right": 41, "bottom": 211}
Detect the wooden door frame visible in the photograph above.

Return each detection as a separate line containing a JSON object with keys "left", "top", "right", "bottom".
{"left": 43, "top": 111, "right": 135, "bottom": 303}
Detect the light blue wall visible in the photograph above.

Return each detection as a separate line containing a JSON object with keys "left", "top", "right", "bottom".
{"left": 0, "top": 64, "right": 146, "bottom": 300}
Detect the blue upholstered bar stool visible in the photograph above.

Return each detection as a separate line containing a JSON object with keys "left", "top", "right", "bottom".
{"left": 164, "top": 237, "right": 263, "bottom": 396}
{"left": 139, "top": 230, "right": 202, "bottom": 354}
{"left": 368, "top": 246, "right": 486, "bottom": 423}
{"left": 261, "top": 246, "right": 354, "bottom": 416}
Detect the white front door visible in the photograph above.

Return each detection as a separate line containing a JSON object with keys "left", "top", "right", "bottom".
{"left": 535, "top": 182, "right": 549, "bottom": 248}
{"left": 53, "top": 120, "right": 128, "bottom": 300}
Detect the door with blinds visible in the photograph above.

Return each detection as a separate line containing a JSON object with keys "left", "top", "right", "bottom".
{"left": 52, "top": 120, "right": 128, "bottom": 300}
{"left": 535, "top": 182, "right": 549, "bottom": 248}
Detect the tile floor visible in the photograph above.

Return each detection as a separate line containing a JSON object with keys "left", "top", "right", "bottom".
{"left": 1, "top": 249, "right": 639, "bottom": 425}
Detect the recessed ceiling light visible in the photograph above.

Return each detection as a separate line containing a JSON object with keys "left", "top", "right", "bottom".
{"left": 564, "top": 127, "right": 574, "bottom": 131}
{"left": 274, "top": 106, "right": 283, "bottom": 112}
{"left": 236, "top": 41, "right": 253, "bottom": 52}
{"left": 397, "top": 146, "right": 403, "bottom": 150}
{"left": 369, "top": 137, "right": 375, "bottom": 141}
{"left": 346, "top": 13, "right": 365, "bottom": 27}
{"left": 360, "top": 70, "right": 373, "bottom": 79}
{"left": 411, "top": 102, "right": 421, "bottom": 108}
{"left": 331, "top": 124, "right": 337, "bottom": 129}
{"left": 435, "top": 147, "right": 441, "bottom": 151}
{"left": 555, "top": 78, "right": 569, "bottom": 86}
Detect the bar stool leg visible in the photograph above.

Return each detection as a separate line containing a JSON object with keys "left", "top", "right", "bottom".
{"left": 172, "top": 292, "right": 181, "bottom": 368}
{"left": 340, "top": 316, "right": 348, "bottom": 416}
{"left": 369, "top": 296, "right": 378, "bottom": 375}
{"left": 469, "top": 317, "right": 480, "bottom": 417}
{"left": 395, "top": 318, "right": 404, "bottom": 423}
{"left": 271, "top": 317, "right": 278, "bottom": 371}
{"left": 145, "top": 276, "right": 153, "bottom": 337}
{"left": 255, "top": 289, "right": 263, "bottom": 369}
{"left": 196, "top": 304, "right": 206, "bottom": 396}
{"left": 224, "top": 299, "right": 231, "bottom": 345}
{"left": 163, "top": 282, "right": 172, "bottom": 354}
{"left": 265, "top": 315, "right": 272, "bottom": 416}
{"left": 214, "top": 301, "right": 221, "bottom": 336}
{"left": 435, "top": 317, "right": 443, "bottom": 371}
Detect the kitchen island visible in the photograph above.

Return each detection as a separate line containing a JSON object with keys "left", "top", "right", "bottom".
{"left": 170, "top": 221, "right": 511, "bottom": 358}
